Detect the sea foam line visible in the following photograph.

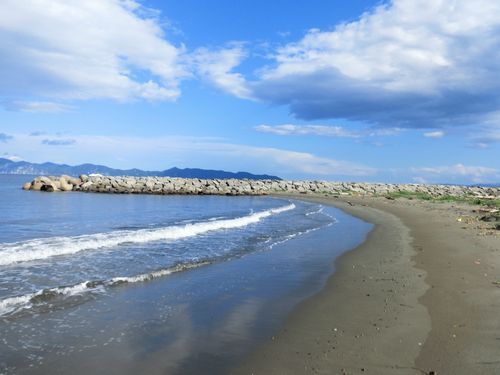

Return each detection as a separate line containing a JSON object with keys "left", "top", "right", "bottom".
{"left": 0, "top": 203, "right": 295, "bottom": 266}
{"left": 0, "top": 281, "right": 106, "bottom": 317}
{"left": 0, "top": 261, "right": 210, "bottom": 317}
{"left": 305, "top": 206, "right": 324, "bottom": 216}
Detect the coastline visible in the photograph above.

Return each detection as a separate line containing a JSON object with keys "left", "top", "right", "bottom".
{"left": 3, "top": 173, "right": 500, "bottom": 374}
{"left": 1, "top": 178, "right": 375, "bottom": 374}
{"left": 234, "top": 195, "right": 500, "bottom": 375}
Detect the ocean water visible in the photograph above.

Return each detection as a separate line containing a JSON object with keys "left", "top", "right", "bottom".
{"left": 0, "top": 175, "right": 372, "bottom": 374}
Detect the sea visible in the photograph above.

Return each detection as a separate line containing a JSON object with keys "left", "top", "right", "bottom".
{"left": 0, "top": 174, "right": 372, "bottom": 374}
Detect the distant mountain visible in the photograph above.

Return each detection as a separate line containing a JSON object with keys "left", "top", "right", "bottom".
{"left": 474, "top": 183, "right": 500, "bottom": 188}
{"left": 0, "top": 158, "right": 281, "bottom": 180}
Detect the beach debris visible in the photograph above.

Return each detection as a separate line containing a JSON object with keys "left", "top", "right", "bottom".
{"left": 347, "top": 201, "right": 354, "bottom": 206}
{"left": 475, "top": 207, "right": 499, "bottom": 214}
{"left": 492, "top": 281, "right": 500, "bottom": 287}
{"left": 480, "top": 214, "right": 500, "bottom": 223}
{"left": 474, "top": 259, "right": 481, "bottom": 265}
{"left": 456, "top": 215, "right": 475, "bottom": 224}
{"left": 471, "top": 195, "right": 497, "bottom": 200}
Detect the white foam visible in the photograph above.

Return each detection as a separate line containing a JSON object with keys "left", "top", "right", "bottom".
{"left": 305, "top": 206, "right": 324, "bottom": 216}
{"left": 110, "top": 262, "right": 208, "bottom": 284}
{"left": 0, "top": 262, "right": 209, "bottom": 317}
{"left": 0, "top": 294, "right": 33, "bottom": 316}
{"left": 58, "top": 281, "right": 104, "bottom": 296}
{"left": 0, "top": 281, "right": 105, "bottom": 316}
{"left": 111, "top": 268, "right": 173, "bottom": 284}
{"left": 268, "top": 219, "right": 336, "bottom": 250}
{"left": 0, "top": 203, "right": 295, "bottom": 266}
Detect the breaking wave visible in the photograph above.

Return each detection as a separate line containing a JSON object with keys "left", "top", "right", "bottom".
{"left": 0, "top": 203, "right": 295, "bottom": 266}
{"left": 0, "top": 261, "right": 210, "bottom": 317}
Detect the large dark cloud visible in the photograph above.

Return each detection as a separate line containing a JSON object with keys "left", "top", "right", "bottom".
{"left": 241, "top": 0, "right": 500, "bottom": 130}
{"left": 252, "top": 69, "right": 500, "bottom": 129}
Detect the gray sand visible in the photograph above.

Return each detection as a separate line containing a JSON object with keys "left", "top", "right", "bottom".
{"left": 234, "top": 195, "right": 500, "bottom": 375}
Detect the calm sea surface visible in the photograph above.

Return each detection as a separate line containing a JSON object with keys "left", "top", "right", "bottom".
{"left": 0, "top": 175, "right": 372, "bottom": 374}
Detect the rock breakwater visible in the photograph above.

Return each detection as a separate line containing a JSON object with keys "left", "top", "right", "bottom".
{"left": 22, "top": 174, "right": 500, "bottom": 198}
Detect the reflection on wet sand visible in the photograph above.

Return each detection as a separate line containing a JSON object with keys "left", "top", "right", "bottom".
{"left": 126, "top": 298, "right": 264, "bottom": 374}
{"left": 0, "top": 205, "right": 371, "bottom": 375}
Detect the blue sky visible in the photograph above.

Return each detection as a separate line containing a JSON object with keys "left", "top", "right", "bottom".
{"left": 0, "top": 0, "right": 499, "bottom": 183}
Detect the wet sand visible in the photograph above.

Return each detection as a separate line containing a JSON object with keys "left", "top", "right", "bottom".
{"left": 235, "top": 195, "right": 500, "bottom": 374}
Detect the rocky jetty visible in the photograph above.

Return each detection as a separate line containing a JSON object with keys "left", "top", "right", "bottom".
{"left": 22, "top": 174, "right": 500, "bottom": 199}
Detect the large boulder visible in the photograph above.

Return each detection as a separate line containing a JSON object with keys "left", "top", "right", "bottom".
{"left": 69, "top": 177, "right": 82, "bottom": 186}
{"left": 59, "top": 177, "right": 73, "bottom": 191}
{"left": 39, "top": 176, "right": 53, "bottom": 185}
{"left": 81, "top": 181, "right": 93, "bottom": 190}
{"left": 31, "top": 181, "right": 43, "bottom": 191}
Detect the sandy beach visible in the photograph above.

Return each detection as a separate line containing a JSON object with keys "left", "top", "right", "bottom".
{"left": 3, "top": 1, "right": 500, "bottom": 374}
{"left": 235, "top": 195, "right": 500, "bottom": 375}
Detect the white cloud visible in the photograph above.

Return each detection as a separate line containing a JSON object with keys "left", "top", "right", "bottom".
{"left": 255, "top": 124, "right": 360, "bottom": 138}
{"left": 0, "top": 0, "right": 186, "bottom": 105}
{"left": 255, "top": 124, "right": 403, "bottom": 138}
{"left": 5, "top": 133, "right": 375, "bottom": 178}
{"left": 474, "top": 142, "right": 490, "bottom": 149}
{"left": 217, "top": 0, "right": 500, "bottom": 130}
{"left": 4, "top": 101, "right": 72, "bottom": 113}
{"left": 262, "top": 2, "right": 460, "bottom": 93}
{"left": 202, "top": 144, "right": 377, "bottom": 176}
{"left": 193, "top": 44, "right": 252, "bottom": 99}
{"left": 423, "top": 131, "right": 445, "bottom": 138}
{"left": 471, "top": 124, "right": 500, "bottom": 147}
{"left": 2, "top": 153, "right": 23, "bottom": 162}
{"left": 412, "top": 163, "right": 500, "bottom": 183}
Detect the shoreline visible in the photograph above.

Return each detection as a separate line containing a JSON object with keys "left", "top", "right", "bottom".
{"left": 2, "top": 174, "right": 499, "bottom": 374}
{"left": 0, "top": 181, "right": 375, "bottom": 374}
{"left": 234, "top": 195, "right": 500, "bottom": 374}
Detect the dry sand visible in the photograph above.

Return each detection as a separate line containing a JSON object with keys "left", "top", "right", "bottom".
{"left": 234, "top": 195, "right": 500, "bottom": 375}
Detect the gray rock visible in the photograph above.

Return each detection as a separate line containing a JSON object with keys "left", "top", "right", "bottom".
{"left": 22, "top": 175, "right": 500, "bottom": 198}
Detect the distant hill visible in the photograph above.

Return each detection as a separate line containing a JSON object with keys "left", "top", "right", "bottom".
{"left": 0, "top": 158, "right": 281, "bottom": 180}
{"left": 475, "top": 183, "right": 500, "bottom": 188}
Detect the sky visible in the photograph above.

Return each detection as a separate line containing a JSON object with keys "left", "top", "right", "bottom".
{"left": 0, "top": 0, "right": 499, "bottom": 184}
